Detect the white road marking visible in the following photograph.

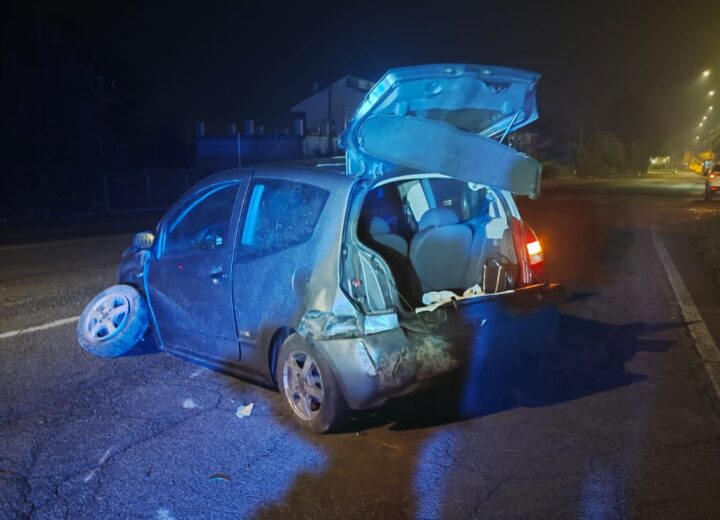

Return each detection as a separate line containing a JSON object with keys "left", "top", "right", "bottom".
{"left": 0, "top": 316, "right": 79, "bottom": 340}
{"left": 652, "top": 228, "right": 720, "bottom": 399}
{"left": 83, "top": 446, "right": 115, "bottom": 483}
{"left": 98, "top": 446, "right": 114, "bottom": 465}
{"left": 0, "top": 234, "right": 129, "bottom": 252}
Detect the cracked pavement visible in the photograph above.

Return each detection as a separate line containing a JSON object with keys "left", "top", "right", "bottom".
{"left": 2, "top": 172, "right": 720, "bottom": 519}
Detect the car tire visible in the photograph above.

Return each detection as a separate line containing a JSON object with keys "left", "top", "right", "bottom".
{"left": 276, "top": 333, "right": 349, "bottom": 433}
{"left": 77, "top": 284, "right": 149, "bottom": 358}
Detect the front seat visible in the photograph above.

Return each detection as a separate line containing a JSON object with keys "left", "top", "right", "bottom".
{"left": 410, "top": 208, "right": 473, "bottom": 291}
{"left": 368, "top": 217, "right": 408, "bottom": 257}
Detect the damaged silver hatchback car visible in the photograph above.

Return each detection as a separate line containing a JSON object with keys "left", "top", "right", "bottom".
{"left": 77, "top": 64, "right": 565, "bottom": 432}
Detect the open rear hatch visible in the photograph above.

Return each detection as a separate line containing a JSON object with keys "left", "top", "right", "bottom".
{"left": 340, "top": 64, "right": 543, "bottom": 199}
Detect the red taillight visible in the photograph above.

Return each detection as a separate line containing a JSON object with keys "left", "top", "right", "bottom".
{"left": 526, "top": 239, "right": 543, "bottom": 265}
{"left": 511, "top": 219, "right": 545, "bottom": 286}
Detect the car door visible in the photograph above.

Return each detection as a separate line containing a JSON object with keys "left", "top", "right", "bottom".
{"left": 229, "top": 175, "right": 332, "bottom": 377}
{"left": 147, "top": 179, "right": 248, "bottom": 363}
{"left": 340, "top": 63, "right": 544, "bottom": 198}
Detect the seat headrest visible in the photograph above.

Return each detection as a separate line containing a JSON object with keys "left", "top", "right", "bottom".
{"left": 369, "top": 217, "right": 391, "bottom": 235}
{"left": 418, "top": 207, "right": 459, "bottom": 230}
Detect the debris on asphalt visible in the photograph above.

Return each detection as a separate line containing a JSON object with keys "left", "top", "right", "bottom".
{"left": 235, "top": 403, "right": 254, "bottom": 418}
{"left": 182, "top": 398, "right": 198, "bottom": 409}
{"left": 208, "top": 473, "right": 232, "bottom": 482}
{"left": 156, "top": 508, "right": 176, "bottom": 520}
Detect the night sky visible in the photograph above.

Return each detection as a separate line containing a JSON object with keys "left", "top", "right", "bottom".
{"left": 5, "top": 0, "right": 720, "bottom": 143}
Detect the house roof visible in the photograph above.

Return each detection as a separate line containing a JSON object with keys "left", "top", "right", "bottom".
{"left": 291, "top": 75, "right": 373, "bottom": 113}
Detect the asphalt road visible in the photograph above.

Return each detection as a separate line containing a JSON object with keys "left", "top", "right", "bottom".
{"left": 2, "top": 172, "right": 720, "bottom": 519}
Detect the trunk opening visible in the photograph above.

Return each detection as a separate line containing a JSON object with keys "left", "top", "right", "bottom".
{"left": 355, "top": 174, "right": 522, "bottom": 312}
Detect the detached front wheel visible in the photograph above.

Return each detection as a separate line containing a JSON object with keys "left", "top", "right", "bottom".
{"left": 77, "top": 284, "right": 149, "bottom": 358}
{"left": 277, "top": 334, "right": 349, "bottom": 433}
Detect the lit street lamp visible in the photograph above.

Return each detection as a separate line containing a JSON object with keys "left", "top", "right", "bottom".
{"left": 710, "top": 90, "right": 716, "bottom": 97}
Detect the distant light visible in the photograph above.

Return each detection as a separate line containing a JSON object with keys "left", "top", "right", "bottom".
{"left": 710, "top": 90, "right": 716, "bottom": 97}
{"left": 699, "top": 122, "right": 704, "bottom": 127}
{"left": 703, "top": 69, "right": 711, "bottom": 78}
{"left": 696, "top": 135, "right": 701, "bottom": 140}
{"left": 710, "top": 106, "right": 715, "bottom": 111}
{"left": 703, "top": 115, "right": 708, "bottom": 120}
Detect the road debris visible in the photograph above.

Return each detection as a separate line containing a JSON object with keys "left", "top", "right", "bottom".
{"left": 235, "top": 403, "right": 254, "bottom": 418}
{"left": 208, "top": 473, "right": 232, "bottom": 482}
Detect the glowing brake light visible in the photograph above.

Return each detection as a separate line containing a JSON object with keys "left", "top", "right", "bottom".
{"left": 511, "top": 219, "right": 546, "bottom": 286}
{"left": 526, "top": 240, "right": 543, "bottom": 265}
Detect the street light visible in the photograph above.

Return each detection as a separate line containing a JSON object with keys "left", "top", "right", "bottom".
{"left": 703, "top": 69, "right": 711, "bottom": 78}
{"left": 703, "top": 115, "right": 708, "bottom": 120}
{"left": 696, "top": 135, "right": 701, "bottom": 140}
{"left": 710, "top": 90, "right": 716, "bottom": 97}
{"left": 699, "top": 122, "right": 704, "bottom": 127}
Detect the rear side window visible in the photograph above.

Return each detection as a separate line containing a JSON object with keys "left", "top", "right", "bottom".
{"left": 163, "top": 183, "right": 239, "bottom": 255}
{"left": 236, "top": 179, "right": 329, "bottom": 260}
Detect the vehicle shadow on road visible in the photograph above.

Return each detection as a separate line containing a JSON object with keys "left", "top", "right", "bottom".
{"left": 361, "top": 312, "right": 684, "bottom": 432}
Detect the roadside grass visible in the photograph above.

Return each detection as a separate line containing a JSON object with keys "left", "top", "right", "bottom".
{"left": 698, "top": 215, "right": 720, "bottom": 285}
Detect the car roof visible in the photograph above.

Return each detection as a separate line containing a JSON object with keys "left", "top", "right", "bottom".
{"left": 191, "top": 157, "right": 354, "bottom": 192}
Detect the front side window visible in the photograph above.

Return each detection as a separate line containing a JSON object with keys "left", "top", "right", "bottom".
{"left": 236, "top": 179, "right": 329, "bottom": 260}
{"left": 163, "top": 183, "right": 239, "bottom": 255}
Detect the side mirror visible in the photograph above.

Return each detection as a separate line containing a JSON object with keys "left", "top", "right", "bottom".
{"left": 133, "top": 231, "right": 155, "bottom": 250}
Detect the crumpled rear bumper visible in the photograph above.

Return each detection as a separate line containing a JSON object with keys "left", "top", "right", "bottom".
{"left": 312, "top": 328, "right": 418, "bottom": 410}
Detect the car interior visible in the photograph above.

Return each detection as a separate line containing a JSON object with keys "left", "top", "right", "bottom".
{"left": 357, "top": 176, "right": 520, "bottom": 310}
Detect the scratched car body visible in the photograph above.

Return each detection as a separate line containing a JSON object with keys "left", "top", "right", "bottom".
{"left": 77, "top": 64, "right": 565, "bottom": 432}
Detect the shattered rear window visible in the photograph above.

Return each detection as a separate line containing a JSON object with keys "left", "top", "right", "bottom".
{"left": 235, "top": 179, "right": 329, "bottom": 260}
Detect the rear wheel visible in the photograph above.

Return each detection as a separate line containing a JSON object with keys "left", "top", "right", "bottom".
{"left": 77, "top": 284, "right": 149, "bottom": 358}
{"left": 276, "top": 334, "right": 349, "bottom": 433}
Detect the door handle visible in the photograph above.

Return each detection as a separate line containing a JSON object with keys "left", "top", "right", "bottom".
{"left": 210, "top": 268, "right": 227, "bottom": 284}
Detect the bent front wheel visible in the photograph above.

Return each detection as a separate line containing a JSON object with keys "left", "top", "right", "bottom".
{"left": 77, "top": 284, "right": 149, "bottom": 358}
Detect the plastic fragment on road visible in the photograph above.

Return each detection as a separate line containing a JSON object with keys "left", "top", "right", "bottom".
{"left": 208, "top": 473, "right": 232, "bottom": 482}
{"left": 235, "top": 403, "right": 254, "bottom": 418}
{"left": 182, "top": 398, "right": 198, "bottom": 409}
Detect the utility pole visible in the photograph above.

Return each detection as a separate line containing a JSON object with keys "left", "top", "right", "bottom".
{"left": 577, "top": 123, "right": 584, "bottom": 165}
{"left": 236, "top": 132, "right": 242, "bottom": 168}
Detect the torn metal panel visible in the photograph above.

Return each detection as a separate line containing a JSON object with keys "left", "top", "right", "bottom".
{"left": 297, "top": 310, "right": 362, "bottom": 340}
{"left": 400, "top": 309, "right": 459, "bottom": 381}
{"left": 303, "top": 305, "right": 464, "bottom": 410}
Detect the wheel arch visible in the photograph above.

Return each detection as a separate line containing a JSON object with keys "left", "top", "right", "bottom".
{"left": 268, "top": 326, "right": 295, "bottom": 385}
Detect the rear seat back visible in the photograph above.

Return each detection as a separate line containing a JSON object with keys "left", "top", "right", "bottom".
{"left": 409, "top": 208, "right": 473, "bottom": 291}
{"left": 368, "top": 217, "right": 408, "bottom": 257}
